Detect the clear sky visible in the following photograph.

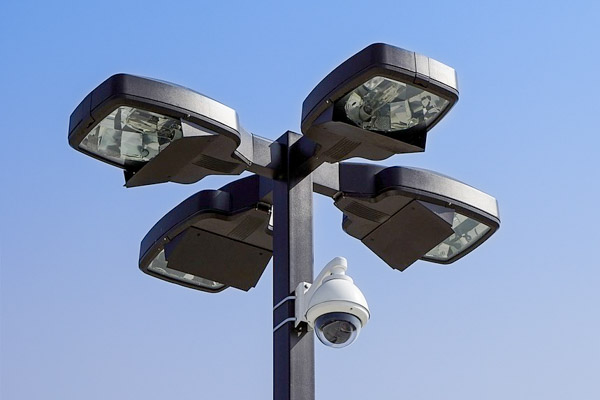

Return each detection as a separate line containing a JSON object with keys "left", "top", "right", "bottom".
{"left": 1, "top": 1, "right": 599, "bottom": 399}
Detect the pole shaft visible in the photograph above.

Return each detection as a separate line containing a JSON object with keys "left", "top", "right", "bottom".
{"left": 273, "top": 131, "right": 315, "bottom": 400}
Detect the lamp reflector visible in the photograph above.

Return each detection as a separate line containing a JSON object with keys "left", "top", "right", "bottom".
{"left": 79, "top": 106, "right": 183, "bottom": 167}
{"left": 337, "top": 76, "right": 450, "bottom": 133}
{"left": 146, "top": 250, "right": 225, "bottom": 290}
{"left": 423, "top": 213, "right": 491, "bottom": 261}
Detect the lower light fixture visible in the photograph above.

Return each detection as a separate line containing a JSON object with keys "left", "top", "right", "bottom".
{"left": 335, "top": 163, "right": 500, "bottom": 270}
{"left": 139, "top": 174, "right": 274, "bottom": 292}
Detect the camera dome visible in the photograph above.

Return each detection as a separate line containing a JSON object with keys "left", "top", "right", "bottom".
{"left": 295, "top": 257, "right": 369, "bottom": 349}
{"left": 314, "top": 312, "right": 361, "bottom": 348}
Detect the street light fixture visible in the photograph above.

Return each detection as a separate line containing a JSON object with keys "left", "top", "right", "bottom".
{"left": 336, "top": 163, "right": 499, "bottom": 270}
{"left": 301, "top": 43, "right": 458, "bottom": 163}
{"left": 68, "top": 74, "right": 250, "bottom": 187}
{"left": 139, "top": 175, "right": 274, "bottom": 292}
{"left": 68, "top": 43, "right": 500, "bottom": 400}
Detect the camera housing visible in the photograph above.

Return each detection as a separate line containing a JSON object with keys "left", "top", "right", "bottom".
{"left": 295, "top": 257, "right": 369, "bottom": 348}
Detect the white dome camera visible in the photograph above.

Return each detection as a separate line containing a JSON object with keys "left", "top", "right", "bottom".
{"left": 295, "top": 257, "right": 369, "bottom": 348}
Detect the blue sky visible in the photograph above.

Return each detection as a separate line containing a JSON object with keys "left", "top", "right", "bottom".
{"left": 1, "top": 1, "right": 599, "bottom": 399}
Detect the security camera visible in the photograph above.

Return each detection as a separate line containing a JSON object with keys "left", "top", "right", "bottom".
{"left": 295, "top": 257, "right": 369, "bottom": 348}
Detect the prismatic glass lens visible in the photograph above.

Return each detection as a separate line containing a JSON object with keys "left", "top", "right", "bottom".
{"left": 339, "top": 76, "right": 450, "bottom": 132}
{"left": 424, "top": 213, "right": 491, "bottom": 261}
{"left": 79, "top": 106, "right": 183, "bottom": 167}
{"left": 146, "top": 250, "right": 225, "bottom": 290}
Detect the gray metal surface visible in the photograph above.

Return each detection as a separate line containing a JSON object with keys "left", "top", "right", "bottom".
{"left": 272, "top": 131, "right": 315, "bottom": 400}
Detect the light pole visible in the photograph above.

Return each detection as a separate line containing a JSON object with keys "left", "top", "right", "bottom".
{"left": 68, "top": 43, "right": 500, "bottom": 400}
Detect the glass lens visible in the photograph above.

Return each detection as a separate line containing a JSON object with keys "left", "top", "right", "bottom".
{"left": 314, "top": 313, "right": 360, "bottom": 348}
{"left": 146, "top": 250, "right": 225, "bottom": 290}
{"left": 322, "top": 320, "right": 354, "bottom": 343}
{"left": 424, "top": 213, "right": 491, "bottom": 261}
{"left": 79, "top": 106, "right": 183, "bottom": 167}
{"left": 339, "top": 76, "right": 450, "bottom": 132}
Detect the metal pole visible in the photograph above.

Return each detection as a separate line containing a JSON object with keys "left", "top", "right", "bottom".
{"left": 273, "top": 131, "right": 315, "bottom": 400}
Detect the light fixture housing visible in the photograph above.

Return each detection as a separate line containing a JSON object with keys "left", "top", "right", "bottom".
{"left": 68, "top": 74, "right": 250, "bottom": 187}
{"left": 139, "top": 175, "right": 273, "bottom": 292}
{"left": 335, "top": 163, "right": 499, "bottom": 270}
{"left": 301, "top": 43, "right": 458, "bottom": 163}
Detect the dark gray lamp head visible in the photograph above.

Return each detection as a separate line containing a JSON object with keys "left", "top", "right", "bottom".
{"left": 139, "top": 175, "right": 273, "bottom": 292}
{"left": 336, "top": 163, "right": 499, "bottom": 270}
{"left": 68, "top": 74, "right": 249, "bottom": 187}
{"left": 301, "top": 43, "right": 458, "bottom": 162}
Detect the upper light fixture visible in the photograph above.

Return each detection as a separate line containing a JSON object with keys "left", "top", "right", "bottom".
{"left": 68, "top": 74, "right": 250, "bottom": 187}
{"left": 301, "top": 43, "right": 458, "bottom": 162}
